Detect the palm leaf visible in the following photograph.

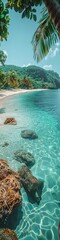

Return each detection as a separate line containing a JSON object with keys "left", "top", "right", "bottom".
{"left": 32, "top": 7, "right": 59, "bottom": 62}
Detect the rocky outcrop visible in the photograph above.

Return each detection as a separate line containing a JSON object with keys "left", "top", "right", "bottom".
{"left": 19, "top": 164, "right": 44, "bottom": 204}
{"left": 0, "top": 228, "right": 18, "bottom": 240}
{"left": 4, "top": 117, "right": 17, "bottom": 125}
{"left": 0, "top": 159, "right": 22, "bottom": 221}
{"left": 21, "top": 130, "right": 38, "bottom": 140}
{"left": 14, "top": 149, "right": 35, "bottom": 167}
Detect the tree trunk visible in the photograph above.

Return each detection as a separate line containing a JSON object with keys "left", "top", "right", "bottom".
{"left": 43, "top": 0, "right": 60, "bottom": 36}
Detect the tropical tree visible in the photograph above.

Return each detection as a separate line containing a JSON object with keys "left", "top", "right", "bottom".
{"left": 0, "top": 0, "right": 10, "bottom": 41}
{"left": 0, "top": 71, "right": 6, "bottom": 88}
{"left": 5, "top": 70, "right": 19, "bottom": 88}
{"left": 0, "top": 50, "right": 7, "bottom": 65}
{"left": 6, "top": 0, "right": 60, "bottom": 35}
{"left": 19, "top": 76, "right": 33, "bottom": 89}
{"left": 32, "top": 6, "right": 59, "bottom": 61}
{"left": 44, "top": 0, "right": 60, "bottom": 34}
{"left": 0, "top": 0, "right": 60, "bottom": 62}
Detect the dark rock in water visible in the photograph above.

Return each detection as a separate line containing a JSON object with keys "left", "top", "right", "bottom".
{"left": 19, "top": 164, "right": 44, "bottom": 204}
{"left": 2, "top": 142, "right": 9, "bottom": 147}
{"left": 4, "top": 117, "right": 17, "bottom": 125}
{"left": 0, "top": 159, "right": 22, "bottom": 221}
{"left": 21, "top": 130, "right": 38, "bottom": 140}
{"left": 0, "top": 228, "right": 18, "bottom": 240}
{"left": 14, "top": 150, "right": 35, "bottom": 167}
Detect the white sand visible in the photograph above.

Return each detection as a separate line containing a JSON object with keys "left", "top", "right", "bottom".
{"left": 0, "top": 88, "right": 47, "bottom": 100}
{"left": 0, "top": 88, "right": 47, "bottom": 125}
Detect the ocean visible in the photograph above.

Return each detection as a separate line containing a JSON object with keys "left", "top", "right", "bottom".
{"left": 0, "top": 89, "right": 60, "bottom": 240}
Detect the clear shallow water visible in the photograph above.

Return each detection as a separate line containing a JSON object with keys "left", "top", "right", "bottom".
{"left": 0, "top": 89, "right": 60, "bottom": 240}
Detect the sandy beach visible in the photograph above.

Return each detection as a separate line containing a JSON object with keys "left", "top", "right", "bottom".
{"left": 0, "top": 88, "right": 47, "bottom": 100}
{"left": 0, "top": 88, "right": 47, "bottom": 124}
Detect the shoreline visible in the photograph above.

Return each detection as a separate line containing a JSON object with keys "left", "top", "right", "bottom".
{"left": 0, "top": 88, "right": 47, "bottom": 100}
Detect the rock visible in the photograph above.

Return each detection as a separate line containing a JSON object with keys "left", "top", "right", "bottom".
{"left": 0, "top": 228, "right": 18, "bottom": 240}
{"left": 0, "top": 159, "right": 22, "bottom": 221}
{"left": 4, "top": 118, "right": 17, "bottom": 125}
{"left": 2, "top": 142, "right": 9, "bottom": 147}
{"left": 14, "top": 150, "right": 35, "bottom": 167}
{"left": 21, "top": 130, "right": 38, "bottom": 140}
{"left": 19, "top": 164, "right": 44, "bottom": 204}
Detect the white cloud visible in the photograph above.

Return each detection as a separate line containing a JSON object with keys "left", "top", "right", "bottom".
{"left": 26, "top": 63, "right": 32, "bottom": 67}
{"left": 45, "top": 48, "right": 52, "bottom": 60}
{"left": 55, "top": 42, "right": 60, "bottom": 46}
{"left": 3, "top": 50, "right": 8, "bottom": 57}
{"left": 45, "top": 46, "right": 59, "bottom": 60}
{"left": 45, "top": 56, "right": 48, "bottom": 60}
{"left": 43, "top": 64, "right": 53, "bottom": 70}
{"left": 22, "top": 63, "right": 32, "bottom": 67}
{"left": 51, "top": 47, "right": 59, "bottom": 57}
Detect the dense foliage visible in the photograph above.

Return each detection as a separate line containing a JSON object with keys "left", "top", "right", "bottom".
{"left": 0, "top": 50, "right": 7, "bottom": 65}
{"left": 0, "top": 0, "right": 60, "bottom": 64}
{"left": 0, "top": 65, "right": 60, "bottom": 89}
{"left": 6, "top": 0, "right": 42, "bottom": 20}
{"left": 0, "top": 0, "right": 10, "bottom": 41}
{"left": 32, "top": 7, "right": 59, "bottom": 62}
{"left": 0, "top": 0, "right": 43, "bottom": 42}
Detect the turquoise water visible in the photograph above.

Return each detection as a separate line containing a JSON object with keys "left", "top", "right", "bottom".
{"left": 0, "top": 90, "right": 60, "bottom": 240}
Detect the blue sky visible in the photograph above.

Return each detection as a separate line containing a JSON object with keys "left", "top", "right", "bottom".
{"left": 1, "top": 1, "right": 60, "bottom": 75}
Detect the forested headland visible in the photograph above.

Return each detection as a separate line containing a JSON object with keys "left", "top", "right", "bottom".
{"left": 0, "top": 65, "right": 60, "bottom": 89}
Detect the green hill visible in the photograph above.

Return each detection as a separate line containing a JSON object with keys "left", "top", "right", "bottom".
{"left": 0, "top": 65, "right": 60, "bottom": 89}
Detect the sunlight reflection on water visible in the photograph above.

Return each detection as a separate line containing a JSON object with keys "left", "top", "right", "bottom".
{"left": 0, "top": 90, "right": 60, "bottom": 240}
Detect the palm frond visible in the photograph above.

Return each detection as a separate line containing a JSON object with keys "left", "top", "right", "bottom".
{"left": 32, "top": 7, "right": 59, "bottom": 62}
{"left": 57, "top": 0, "right": 60, "bottom": 3}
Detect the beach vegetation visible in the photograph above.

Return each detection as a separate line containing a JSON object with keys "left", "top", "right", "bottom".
{"left": 0, "top": 65, "right": 60, "bottom": 89}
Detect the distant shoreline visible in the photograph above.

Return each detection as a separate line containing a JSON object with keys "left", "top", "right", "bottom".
{"left": 0, "top": 88, "right": 48, "bottom": 100}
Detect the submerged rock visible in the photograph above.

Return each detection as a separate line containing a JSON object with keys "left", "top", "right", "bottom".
{"left": 4, "top": 117, "right": 17, "bottom": 125}
{"left": 21, "top": 130, "right": 38, "bottom": 140}
{"left": 2, "top": 142, "right": 9, "bottom": 147}
{"left": 0, "top": 159, "right": 22, "bottom": 221}
{"left": 0, "top": 228, "right": 18, "bottom": 240}
{"left": 19, "top": 164, "right": 44, "bottom": 204}
{"left": 14, "top": 150, "right": 35, "bottom": 167}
